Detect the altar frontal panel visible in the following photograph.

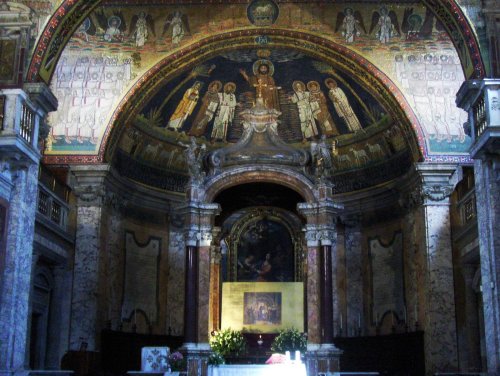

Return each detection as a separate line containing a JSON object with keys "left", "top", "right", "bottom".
{"left": 221, "top": 282, "right": 304, "bottom": 333}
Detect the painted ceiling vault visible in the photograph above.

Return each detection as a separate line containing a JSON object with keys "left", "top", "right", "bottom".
{"left": 33, "top": 0, "right": 482, "bottom": 192}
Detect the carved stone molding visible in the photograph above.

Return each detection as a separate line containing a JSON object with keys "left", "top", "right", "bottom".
{"left": 318, "top": 226, "right": 337, "bottom": 246}
{"left": 73, "top": 184, "right": 106, "bottom": 207}
{"left": 304, "top": 225, "right": 320, "bottom": 247}
{"left": 421, "top": 184, "right": 454, "bottom": 202}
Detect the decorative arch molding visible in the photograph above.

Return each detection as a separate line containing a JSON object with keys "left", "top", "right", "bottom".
{"left": 41, "top": 29, "right": 424, "bottom": 166}
{"left": 27, "top": 0, "right": 485, "bottom": 85}
{"left": 203, "top": 167, "right": 316, "bottom": 204}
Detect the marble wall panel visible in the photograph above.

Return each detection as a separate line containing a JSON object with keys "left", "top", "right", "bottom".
{"left": 122, "top": 232, "right": 160, "bottom": 329}
{"left": 167, "top": 230, "right": 185, "bottom": 336}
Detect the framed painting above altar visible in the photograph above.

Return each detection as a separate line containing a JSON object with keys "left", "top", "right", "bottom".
{"left": 221, "top": 282, "right": 304, "bottom": 333}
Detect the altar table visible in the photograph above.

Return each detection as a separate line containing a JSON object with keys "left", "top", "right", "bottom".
{"left": 208, "top": 363, "right": 307, "bottom": 376}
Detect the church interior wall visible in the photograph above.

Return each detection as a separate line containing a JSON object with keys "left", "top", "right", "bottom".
{"left": 0, "top": 0, "right": 499, "bottom": 374}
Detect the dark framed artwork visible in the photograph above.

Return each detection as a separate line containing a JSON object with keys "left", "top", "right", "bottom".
{"left": 236, "top": 216, "right": 294, "bottom": 282}
{"left": 243, "top": 292, "right": 281, "bottom": 325}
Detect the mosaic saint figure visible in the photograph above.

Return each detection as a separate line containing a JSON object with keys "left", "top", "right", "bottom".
{"left": 325, "top": 78, "right": 362, "bottom": 133}
{"left": 307, "top": 80, "right": 339, "bottom": 136}
{"left": 290, "top": 80, "right": 318, "bottom": 141}
{"left": 189, "top": 80, "right": 222, "bottom": 137}
{"left": 167, "top": 81, "right": 202, "bottom": 131}
{"left": 163, "top": 11, "right": 189, "bottom": 45}
{"left": 370, "top": 6, "right": 400, "bottom": 44}
{"left": 130, "top": 12, "right": 155, "bottom": 47}
{"left": 104, "top": 15, "right": 123, "bottom": 42}
{"left": 335, "top": 8, "right": 366, "bottom": 43}
{"left": 240, "top": 59, "right": 280, "bottom": 110}
{"left": 212, "top": 82, "right": 237, "bottom": 142}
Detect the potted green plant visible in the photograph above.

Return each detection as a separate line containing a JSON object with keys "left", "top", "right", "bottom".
{"left": 270, "top": 328, "right": 307, "bottom": 354}
{"left": 209, "top": 328, "right": 247, "bottom": 361}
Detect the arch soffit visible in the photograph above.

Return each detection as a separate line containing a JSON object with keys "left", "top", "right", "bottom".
{"left": 204, "top": 168, "right": 316, "bottom": 204}
{"left": 27, "top": 0, "right": 486, "bottom": 86}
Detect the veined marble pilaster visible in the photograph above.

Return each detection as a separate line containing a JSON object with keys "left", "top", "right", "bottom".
{"left": 473, "top": 156, "right": 500, "bottom": 372}
{"left": 417, "top": 164, "right": 459, "bottom": 374}
{"left": 69, "top": 165, "right": 109, "bottom": 351}
{"left": 167, "top": 228, "right": 185, "bottom": 336}
{"left": 0, "top": 163, "right": 39, "bottom": 372}
{"left": 345, "top": 221, "right": 363, "bottom": 336}
{"left": 103, "top": 192, "right": 125, "bottom": 330}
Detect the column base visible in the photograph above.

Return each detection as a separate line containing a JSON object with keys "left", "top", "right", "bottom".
{"left": 181, "top": 343, "right": 211, "bottom": 376}
{"left": 305, "top": 344, "right": 343, "bottom": 376}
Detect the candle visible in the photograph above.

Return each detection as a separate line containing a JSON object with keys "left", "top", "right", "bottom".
{"left": 295, "top": 350, "right": 301, "bottom": 363}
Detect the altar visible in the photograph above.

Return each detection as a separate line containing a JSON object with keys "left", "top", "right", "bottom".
{"left": 208, "top": 364, "right": 307, "bottom": 376}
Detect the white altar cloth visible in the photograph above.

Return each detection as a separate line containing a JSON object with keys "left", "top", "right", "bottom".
{"left": 208, "top": 363, "right": 307, "bottom": 376}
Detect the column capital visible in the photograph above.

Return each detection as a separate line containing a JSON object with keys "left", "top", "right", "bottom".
{"left": 70, "top": 164, "right": 110, "bottom": 207}
{"left": 297, "top": 200, "right": 343, "bottom": 224}
{"left": 318, "top": 225, "right": 337, "bottom": 246}
{"left": 303, "top": 224, "right": 320, "bottom": 247}
{"left": 416, "top": 163, "right": 458, "bottom": 205}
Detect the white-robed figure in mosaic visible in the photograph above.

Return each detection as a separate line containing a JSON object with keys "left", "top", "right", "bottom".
{"left": 325, "top": 78, "right": 363, "bottom": 133}
{"left": 212, "top": 82, "right": 237, "bottom": 142}
{"left": 167, "top": 81, "right": 202, "bottom": 131}
{"left": 290, "top": 80, "right": 318, "bottom": 141}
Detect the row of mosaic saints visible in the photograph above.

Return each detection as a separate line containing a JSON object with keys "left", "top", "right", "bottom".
{"left": 78, "top": 5, "right": 433, "bottom": 48}
{"left": 166, "top": 59, "right": 362, "bottom": 143}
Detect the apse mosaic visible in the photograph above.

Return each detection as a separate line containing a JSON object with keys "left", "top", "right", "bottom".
{"left": 45, "top": 1, "right": 469, "bottom": 164}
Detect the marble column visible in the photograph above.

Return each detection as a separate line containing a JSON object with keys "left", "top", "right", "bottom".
{"left": 180, "top": 201, "right": 220, "bottom": 376}
{"left": 344, "top": 220, "right": 363, "bottom": 336}
{"left": 298, "top": 199, "right": 343, "bottom": 376}
{"left": 68, "top": 164, "right": 109, "bottom": 351}
{"left": 0, "top": 84, "right": 56, "bottom": 375}
{"left": 417, "top": 164, "right": 459, "bottom": 374}
{"left": 457, "top": 79, "right": 500, "bottom": 373}
{"left": 0, "top": 163, "right": 39, "bottom": 373}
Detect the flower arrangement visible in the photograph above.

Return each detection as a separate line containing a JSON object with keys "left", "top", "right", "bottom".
{"left": 168, "top": 351, "right": 186, "bottom": 372}
{"left": 208, "top": 352, "right": 225, "bottom": 366}
{"left": 209, "top": 328, "right": 247, "bottom": 357}
{"left": 270, "top": 328, "right": 307, "bottom": 354}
